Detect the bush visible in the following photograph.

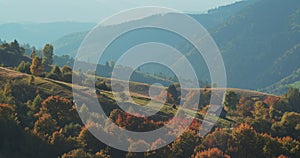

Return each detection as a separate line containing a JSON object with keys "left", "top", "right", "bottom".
{"left": 46, "top": 72, "right": 61, "bottom": 81}
{"left": 16, "top": 61, "right": 31, "bottom": 74}
{"left": 62, "top": 72, "right": 73, "bottom": 83}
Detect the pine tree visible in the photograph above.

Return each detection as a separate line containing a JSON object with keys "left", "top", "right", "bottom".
{"left": 30, "top": 50, "right": 38, "bottom": 58}
{"left": 17, "top": 61, "right": 31, "bottom": 74}
{"left": 42, "top": 44, "right": 54, "bottom": 66}
{"left": 223, "top": 91, "right": 239, "bottom": 110}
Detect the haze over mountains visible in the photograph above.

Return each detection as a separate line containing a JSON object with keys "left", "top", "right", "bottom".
{"left": 0, "top": 22, "right": 95, "bottom": 47}
{"left": 0, "top": 0, "right": 299, "bottom": 95}
{"left": 212, "top": 0, "right": 300, "bottom": 90}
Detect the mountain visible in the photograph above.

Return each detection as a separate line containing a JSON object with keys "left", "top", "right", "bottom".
{"left": 52, "top": 0, "right": 260, "bottom": 85}
{"left": 190, "top": 0, "right": 261, "bottom": 29}
{"left": 52, "top": 32, "right": 87, "bottom": 57}
{"left": 209, "top": 0, "right": 300, "bottom": 90}
{"left": 0, "top": 22, "right": 95, "bottom": 48}
{"left": 52, "top": 0, "right": 258, "bottom": 58}
{"left": 51, "top": 0, "right": 300, "bottom": 94}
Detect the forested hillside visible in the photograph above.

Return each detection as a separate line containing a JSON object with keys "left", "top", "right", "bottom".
{"left": 211, "top": 0, "right": 300, "bottom": 89}
{"left": 1, "top": 1, "right": 300, "bottom": 157}
{"left": 0, "top": 40, "right": 300, "bottom": 157}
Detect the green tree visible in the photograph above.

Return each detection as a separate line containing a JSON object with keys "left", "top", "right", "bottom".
{"left": 63, "top": 123, "right": 82, "bottom": 138}
{"left": 10, "top": 40, "right": 20, "bottom": 50}
{"left": 32, "top": 94, "right": 42, "bottom": 113}
{"left": 51, "top": 65, "right": 62, "bottom": 76}
{"left": 42, "top": 44, "right": 54, "bottom": 66}
{"left": 0, "top": 82, "right": 15, "bottom": 105}
{"left": 278, "top": 137, "right": 300, "bottom": 157}
{"left": 61, "top": 65, "right": 72, "bottom": 74}
{"left": 272, "top": 112, "right": 300, "bottom": 138}
{"left": 30, "top": 50, "right": 38, "bottom": 58}
{"left": 167, "top": 84, "right": 179, "bottom": 104}
{"left": 169, "top": 130, "right": 200, "bottom": 158}
{"left": 61, "top": 65, "right": 73, "bottom": 83}
{"left": 223, "top": 91, "right": 239, "bottom": 110}
{"left": 269, "top": 98, "right": 288, "bottom": 120}
{"left": 47, "top": 64, "right": 62, "bottom": 80}
{"left": 254, "top": 101, "right": 269, "bottom": 119}
{"left": 10, "top": 40, "right": 25, "bottom": 56}
{"left": 16, "top": 61, "right": 31, "bottom": 74}
{"left": 259, "top": 134, "right": 281, "bottom": 158}
{"left": 79, "top": 124, "right": 106, "bottom": 153}
{"left": 286, "top": 88, "right": 300, "bottom": 112}
{"left": 50, "top": 130, "right": 76, "bottom": 156}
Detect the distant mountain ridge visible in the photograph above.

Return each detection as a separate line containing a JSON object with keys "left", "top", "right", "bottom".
{"left": 0, "top": 22, "right": 95, "bottom": 48}
{"left": 51, "top": 0, "right": 300, "bottom": 93}
{"left": 52, "top": 0, "right": 258, "bottom": 57}
{"left": 210, "top": 0, "right": 300, "bottom": 90}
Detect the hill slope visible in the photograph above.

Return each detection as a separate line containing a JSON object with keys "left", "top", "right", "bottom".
{"left": 210, "top": 0, "right": 300, "bottom": 89}
{"left": 0, "top": 66, "right": 272, "bottom": 101}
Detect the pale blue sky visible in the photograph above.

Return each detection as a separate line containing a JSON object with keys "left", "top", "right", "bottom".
{"left": 0, "top": 0, "right": 240, "bottom": 23}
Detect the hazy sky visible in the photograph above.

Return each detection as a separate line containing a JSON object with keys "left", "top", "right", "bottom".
{"left": 0, "top": 0, "right": 240, "bottom": 23}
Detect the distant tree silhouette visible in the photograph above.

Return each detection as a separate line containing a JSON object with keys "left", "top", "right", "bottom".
{"left": 30, "top": 50, "right": 38, "bottom": 58}
{"left": 167, "top": 84, "right": 179, "bottom": 104}
{"left": 42, "top": 44, "right": 54, "bottom": 66}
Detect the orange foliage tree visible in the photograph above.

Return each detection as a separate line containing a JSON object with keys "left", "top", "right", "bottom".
{"left": 30, "top": 56, "right": 43, "bottom": 76}
{"left": 195, "top": 148, "right": 230, "bottom": 158}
